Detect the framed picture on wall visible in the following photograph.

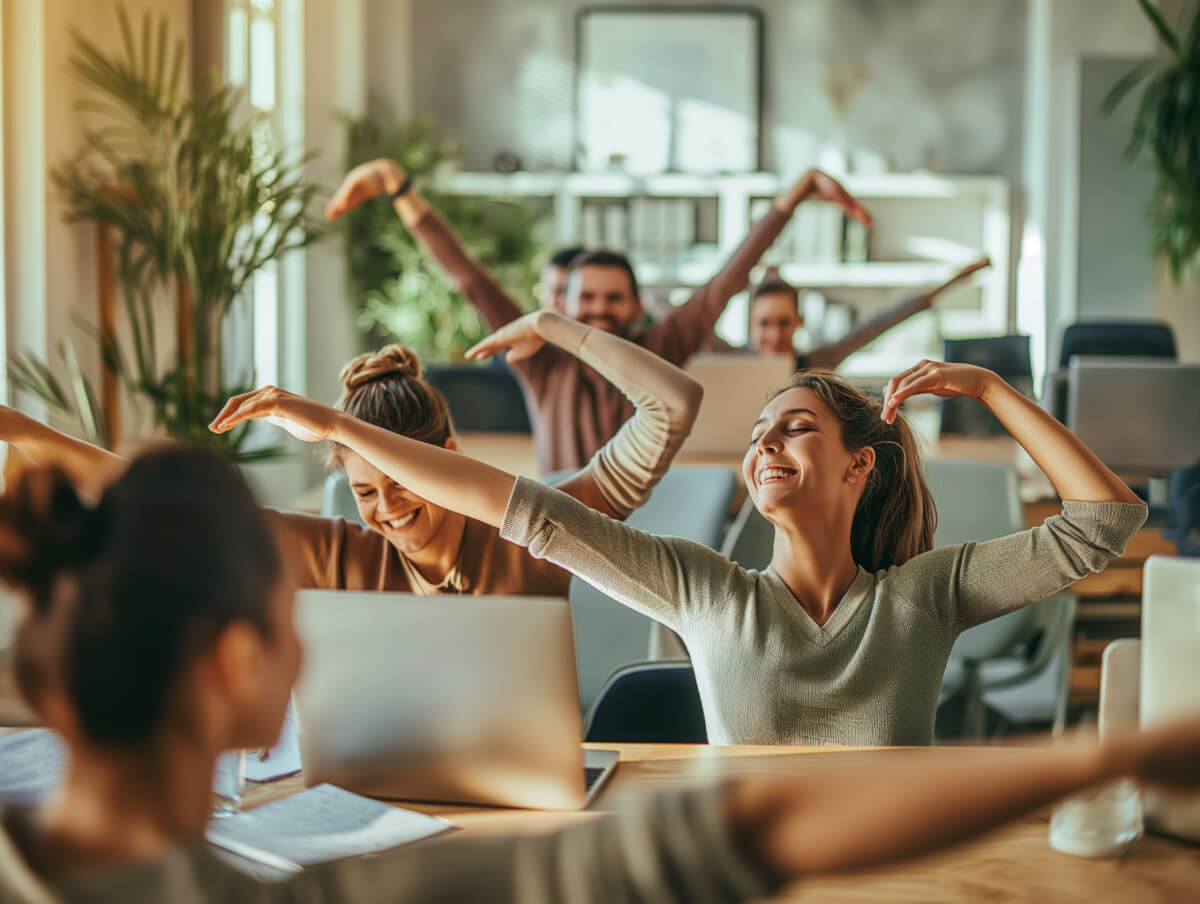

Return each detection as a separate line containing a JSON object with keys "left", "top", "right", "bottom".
{"left": 575, "top": 6, "right": 763, "bottom": 174}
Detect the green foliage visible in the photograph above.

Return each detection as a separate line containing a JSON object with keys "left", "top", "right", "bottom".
{"left": 9, "top": 5, "right": 320, "bottom": 460}
{"left": 1103, "top": 0, "right": 1200, "bottom": 281}
{"left": 340, "top": 114, "right": 551, "bottom": 360}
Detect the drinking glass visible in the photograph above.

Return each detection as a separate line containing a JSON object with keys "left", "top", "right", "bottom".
{"left": 1049, "top": 778, "right": 1143, "bottom": 858}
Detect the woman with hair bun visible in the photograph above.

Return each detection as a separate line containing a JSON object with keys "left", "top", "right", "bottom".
{"left": 0, "top": 309, "right": 701, "bottom": 599}
{"left": 2, "top": 444, "right": 1199, "bottom": 903}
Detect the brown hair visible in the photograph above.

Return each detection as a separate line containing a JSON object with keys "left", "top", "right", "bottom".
{"left": 330, "top": 345, "right": 454, "bottom": 465}
{"left": 751, "top": 266, "right": 799, "bottom": 309}
{"left": 774, "top": 371, "right": 936, "bottom": 571}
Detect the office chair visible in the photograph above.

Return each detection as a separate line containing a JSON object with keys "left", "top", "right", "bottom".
{"left": 424, "top": 359, "right": 531, "bottom": 433}
{"left": 584, "top": 661, "right": 707, "bottom": 743}
{"left": 720, "top": 497, "right": 774, "bottom": 572}
{"left": 1058, "top": 320, "right": 1176, "bottom": 368}
{"left": 928, "top": 459, "right": 1076, "bottom": 739}
{"left": 940, "top": 335, "right": 1034, "bottom": 437}
{"left": 1046, "top": 320, "right": 1178, "bottom": 422}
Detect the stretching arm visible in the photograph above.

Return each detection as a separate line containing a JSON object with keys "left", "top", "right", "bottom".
{"left": 0, "top": 407, "right": 125, "bottom": 499}
{"left": 807, "top": 257, "right": 992, "bottom": 371}
{"left": 466, "top": 311, "right": 703, "bottom": 518}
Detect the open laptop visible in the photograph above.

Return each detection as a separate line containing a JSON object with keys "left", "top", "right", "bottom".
{"left": 1067, "top": 358, "right": 1200, "bottom": 473}
{"left": 680, "top": 354, "right": 795, "bottom": 456}
{"left": 1140, "top": 556, "right": 1200, "bottom": 842}
{"left": 292, "top": 590, "right": 618, "bottom": 810}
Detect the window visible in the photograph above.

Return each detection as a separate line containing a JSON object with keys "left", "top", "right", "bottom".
{"left": 225, "top": 0, "right": 281, "bottom": 388}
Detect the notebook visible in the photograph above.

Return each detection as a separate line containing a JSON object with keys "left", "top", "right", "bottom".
{"left": 207, "top": 783, "right": 453, "bottom": 874}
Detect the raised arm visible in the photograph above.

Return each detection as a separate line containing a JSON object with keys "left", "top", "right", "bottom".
{"left": 650, "top": 170, "right": 872, "bottom": 364}
{"left": 882, "top": 361, "right": 1143, "bottom": 505}
{"left": 465, "top": 311, "right": 703, "bottom": 519}
{"left": 806, "top": 256, "right": 991, "bottom": 371}
{"left": 325, "top": 159, "right": 525, "bottom": 333}
{"left": 0, "top": 406, "right": 125, "bottom": 498}
{"left": 211, "top": 394, "right": 741, "bottom": 631}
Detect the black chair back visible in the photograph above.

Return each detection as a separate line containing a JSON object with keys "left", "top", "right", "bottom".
{"left": 941, "top": 335, "right": 1033, "bottom": 437}
{"left": 424, "top": 359, "right": 531, "bottom": 433}
{"left": 584, "top": 662, "right": 707, "bottom": 744}
{"left": 1058, "top": 320, "right": 1177, "bottom": 367}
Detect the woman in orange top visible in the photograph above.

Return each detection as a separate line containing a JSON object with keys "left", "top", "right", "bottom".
{"left": 0, "top": 310, "right": 700, "bottom": 598}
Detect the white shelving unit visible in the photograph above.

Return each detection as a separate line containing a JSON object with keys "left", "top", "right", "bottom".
{"left": 432, "top": 170, "right": 1014, "bottom": 377}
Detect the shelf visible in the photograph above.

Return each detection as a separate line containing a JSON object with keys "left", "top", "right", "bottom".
{"left": 432, "top": 171, "right": 1008, "bottom": 201}
{"left": 632, "top": 258, "right": 960, "bottom": 289}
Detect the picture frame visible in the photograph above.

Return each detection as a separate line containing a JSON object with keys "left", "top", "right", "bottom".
{"left": 574, "top": 6, "right": 763, "bottom": 174}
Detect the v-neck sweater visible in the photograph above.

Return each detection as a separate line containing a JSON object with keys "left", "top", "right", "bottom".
{"left": 501, "top": 477, "right": 1148, "bottom": 746}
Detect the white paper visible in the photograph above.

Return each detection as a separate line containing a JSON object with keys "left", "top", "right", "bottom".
{"left": 0, "top": 729, "right": 65, "bottom": 805}
{"left": 245, "top": 703, "right": 302, "bottom": 783}
{"left": 206, "top": 783, "right": 452, "bottom": 870}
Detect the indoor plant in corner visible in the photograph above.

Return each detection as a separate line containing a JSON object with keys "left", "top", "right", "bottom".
{"left": 1104, "top": 0, "right": 1200, "bottom": 281}
{"left": 10, "top": 6, "right": 319, "bottom": 462}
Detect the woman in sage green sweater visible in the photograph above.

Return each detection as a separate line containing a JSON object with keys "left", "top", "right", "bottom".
{"left": 213, "top": 355, "right": 1148, "bottom": 747}
{"left": 3, "top": 445, "right": 1198, "bottom": 904}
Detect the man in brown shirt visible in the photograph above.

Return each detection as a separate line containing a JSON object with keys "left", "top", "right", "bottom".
{"left": 326, "top": 163, "right": 871, "bottom": 473}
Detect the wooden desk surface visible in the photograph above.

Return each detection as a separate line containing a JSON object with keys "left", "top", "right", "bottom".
{"left": 241, "top": 743, "right": 1200, "bottom": 903}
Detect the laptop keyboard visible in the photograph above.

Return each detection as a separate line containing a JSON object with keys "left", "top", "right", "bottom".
{"left": 584, "top": 766, "right": 606, "bottom": 792}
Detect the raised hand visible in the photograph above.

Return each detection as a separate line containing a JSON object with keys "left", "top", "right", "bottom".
{"left": 325, "top": 159, "right": 407, "bottom": 222}
{"left": 465, "top": 312, "right": 550, "bottom": 364}
{"left": 209, "top": 386, "right": 343, "bottom": 443}
{"left": 797, "top": 169, "right": 873, "bottom": 226}
{"left": 880, "top": 360, "right": 999, "bottom": 424}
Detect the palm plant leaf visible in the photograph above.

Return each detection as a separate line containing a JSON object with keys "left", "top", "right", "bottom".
{"left": 1137, "top": 0, "right": 1181, "bottom": 56}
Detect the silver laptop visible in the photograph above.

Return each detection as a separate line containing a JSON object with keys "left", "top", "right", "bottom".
{"left": 1067, "top": 358, "right": 1200, "bottom": 473}
{"left": 680, "top": 353, "right": 795, "bottom": 456}
{"left": 292, "top": 590, "right": 618, "bottom": 810}
{"left": 1140, "top": 556, "right": 1200, "bottom": 842}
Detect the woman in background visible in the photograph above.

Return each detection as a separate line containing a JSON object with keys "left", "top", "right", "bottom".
{"left": 0, "top": 445, "right": 1196, "bottom": 903}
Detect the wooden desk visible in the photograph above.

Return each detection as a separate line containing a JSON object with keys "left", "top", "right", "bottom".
{"left": 241, "top": 743, "right": 1200, "bottom": 903}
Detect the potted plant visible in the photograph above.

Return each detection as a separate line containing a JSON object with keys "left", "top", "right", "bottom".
{"left": 10, "top": 6, "right": 320, "bottom": 461}
{"left": 1104, "top": 0, "right": 1200, "bottom": 280}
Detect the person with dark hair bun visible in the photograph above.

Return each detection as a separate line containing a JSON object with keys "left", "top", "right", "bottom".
{"left": 3, "top": 445, "right": 1200, "bottom": 902}
{"left": 0, "top": 310, "right": 700, "bottom": 602}
{"left": 213, "top": 355, "right": 1147, "bottom": 747}
{"left": 747, "top": 257, "right": 993, "bottom": 367}
{"left": 326, "top": 159, "right": 872, "bottom": 474}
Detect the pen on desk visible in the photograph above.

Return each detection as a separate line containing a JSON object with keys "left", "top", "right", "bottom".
{"left": 256, "top": 746, "right": 269, "bottom": 761}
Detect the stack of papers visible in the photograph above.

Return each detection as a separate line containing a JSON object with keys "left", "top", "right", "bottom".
{"left": 0, "top": 730, "right": 65, "bottom": 805}
{"left": 207, "top": 783, "right": 453, "bottom": 874}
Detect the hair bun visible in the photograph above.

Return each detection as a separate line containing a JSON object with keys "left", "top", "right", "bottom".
{"left": 0, "top": 467, "right": 104, "bottom": 611}
{"left": 338, "top": 344, "right": 423, "bottom": 393}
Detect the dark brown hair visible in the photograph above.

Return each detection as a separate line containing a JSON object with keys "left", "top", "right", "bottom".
{"left": 751, "top": 266, "right": 799, "bottom": 310}
{"left": 0, "top": 445, "right": 281, "bottom": 745}
{"left": 330, "top": 344, "right": 454, "bottom": 466}
{"left": 569, "top": 249, "right": 641, "bottom": 300}
{"left": 773, "top": 371, "right": 936, "bottom": 571}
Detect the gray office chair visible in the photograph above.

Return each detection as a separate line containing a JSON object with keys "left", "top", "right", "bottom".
{"left": 568, "top": 467, "right": 736, "bottom": 711}
{"left": 322, "top": 471, "right": 366, "bottom": 526}
{"left": 927, "top": 459, "right": 1076, "bottom": 739}
{"left": 720, "top": 497, "right": 774, "bottom": 571}
{"left": 583, "top": 661, "right": 707, "bottom": 743}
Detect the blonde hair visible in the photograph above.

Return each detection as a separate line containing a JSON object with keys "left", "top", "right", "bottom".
{"left": 773, "top": 370, "right": 936, "bottom": 571}
{"left": 329, "top": 345, "right": 454, "bottom": 465}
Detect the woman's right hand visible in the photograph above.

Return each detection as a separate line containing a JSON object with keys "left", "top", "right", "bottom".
{"left": 209, "top": 387, "right": 344, "bottom": 443}
{"left": 325, "top": 159, "right": 407, "bottom": 221}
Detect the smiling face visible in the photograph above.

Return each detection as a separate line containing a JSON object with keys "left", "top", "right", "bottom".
{"left": 567, "top": 265, "right": 643, "bottom": 334}
{"left": 749, "top": 291, "right": 803, "bottom": 357}
{"left": 340, "top": 444, "right": 457, "bottom": 556}
{"left": 742, "top": 387, "right": 874, "bottom": 524}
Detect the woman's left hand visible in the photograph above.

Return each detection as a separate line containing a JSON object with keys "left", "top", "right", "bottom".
{"left": 465, "top": 312, "right": 549, "bottom": 363}
{"left": 881, "top": 360, "right": 999, "bottom": 424}
{"left": 210, "top": 387, "right": 343, "bottom": 443}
